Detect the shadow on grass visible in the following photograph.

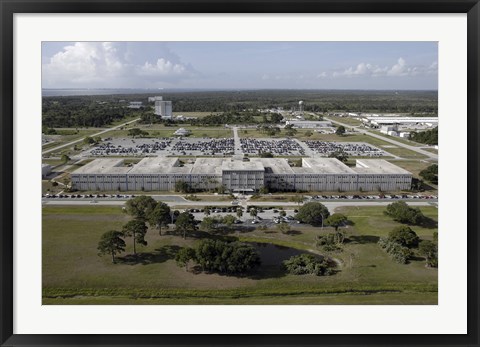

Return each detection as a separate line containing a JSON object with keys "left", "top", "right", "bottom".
{"left": 420, "top": 217, "right": 438, "bottom": 229}
{"left": 347, "top": 235, "right": 380, "bottom": 244}
{"left": 117, "top": 245, "right": 181, "bottom": 265}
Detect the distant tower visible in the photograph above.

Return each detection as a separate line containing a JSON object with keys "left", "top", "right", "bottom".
{"left": 298, "top": 100, "right": 304, "bottom": 114}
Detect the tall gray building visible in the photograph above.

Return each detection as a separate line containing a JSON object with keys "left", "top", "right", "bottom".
{"left": 154, "top": 100, "right": 173, "bottom": 119}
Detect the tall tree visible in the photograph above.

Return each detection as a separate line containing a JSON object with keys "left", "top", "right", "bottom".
{"left": 418, "top": 240, "right": 438, "bottom": 267}
{"left": 236, "top": 208, "right": 243, "bottom": 219}
{"left": 148, "top": 202, "right": 171, "bottom": 236}
{"left": 97, "top": 230, "right": 126, "bottom": 263}
{"left": 175, "top": 247, "right": 196, "bottom": 271}
{"left": 295, "top": 202, "right": 330, "bottom": 226}
{"left": 325, "top": 213, "right": 348, "bottom": 231}
{"left": 122, "top": 219, "right": 148, "bottom": 255}
{"left": 335, "top": 125, "right": 346, "bottom": 136}
{"left": 388, "top": 226, "right": 420, "bottom": 248}
{"left": 175, "top": 212, "right": 197, "bottom": 239}
{"left": 125, "top": 195, "right": 157, "bottom": 221}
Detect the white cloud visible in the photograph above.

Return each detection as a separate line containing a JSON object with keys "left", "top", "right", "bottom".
{"left": 137, "top": 58, "right": 188, "bottom": 76}
{"left": 316, "top": 72, "right": 327, "bottom": 78}
{"left": 332, "top": 58, "right": 437, "bottom": 79}
{"left": 42, "top": 42, "right": 196, "bottom": 88}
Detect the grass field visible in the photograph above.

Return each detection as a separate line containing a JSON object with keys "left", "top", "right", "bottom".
{"left": 105, "top": 126, "right": 232, "bottom": 139}
{"left": 43, "top": 205, "right": 437, "bottom": 305}
{"left": 42, "top": 130, "right": 99, "bottom": 151}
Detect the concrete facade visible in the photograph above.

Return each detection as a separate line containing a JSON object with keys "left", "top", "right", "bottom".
{"left": 71, "top": 157, "right": 412, "bottom": 192}
{"left": 154, "top": 100, "right": 173, "bottom": 119}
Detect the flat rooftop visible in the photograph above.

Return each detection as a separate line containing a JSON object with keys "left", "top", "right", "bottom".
{"left": 353, "top": 159, "right": 412, "bottom": 175}
{"left": 221, "top": 160, "right": 265, "bottom": 172}
{"left": 250, "top": 158, "right": 294, "bottom": 175}
{"left": 72, "top": 158, "right": 130, "bottom": 175}
{"left": 300, "top": 158, "right": 357, "bottom": 175}
{"left": 128, "top": 157, "right": 181, "bottom": 174}
{"left": 191, "top": 158, "right": 223, "bottom": 175}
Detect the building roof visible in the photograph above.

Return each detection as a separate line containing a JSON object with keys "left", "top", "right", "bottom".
{"left": 72, "top": 158, "right": 130, "bottom": 175}
{"left": 128, "top": 157, "right": 181, "bottom": 174}
{"left": 352, "top": 159, "right": 412, "bottom": 175}
{"left": 298, "top": 158, "right": 357, "bottom": 175}
{"left": 221, "top": 160, "right": 264, "bottom": 171}
{"left": 250, "top": 158, "right": 294, "bottom": 175}
{"left": 191, "top": 158, "right": 223, "bottom": 175}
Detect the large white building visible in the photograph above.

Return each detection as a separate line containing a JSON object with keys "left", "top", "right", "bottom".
{"left": 154, "top": 100, "right": 173, "bottom": 119}
{"left": 71, "top": 157, "right": 412, "bottom": 192}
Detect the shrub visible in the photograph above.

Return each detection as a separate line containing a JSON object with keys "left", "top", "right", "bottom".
{"left": 378, "top": 237, "right": 413, "bottom": 264}
{"left": 283, "top": 254, "right": 334, "bottom": 276}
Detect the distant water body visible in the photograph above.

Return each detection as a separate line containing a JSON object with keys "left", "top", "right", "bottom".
{"left": 42, "top": 89, "right": 167, "bottom": 97}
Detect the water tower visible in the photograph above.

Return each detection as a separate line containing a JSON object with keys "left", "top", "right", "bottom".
{"left": 298, "top": 100, "right": 304, "bottom": 114}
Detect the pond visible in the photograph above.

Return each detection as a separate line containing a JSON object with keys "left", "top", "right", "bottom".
{"left": 248, "top": 242, "right": 323, "bottom": 266}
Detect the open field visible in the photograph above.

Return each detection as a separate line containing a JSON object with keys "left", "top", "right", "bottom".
{"left": 43, "top": 205, "right": 437, "bottom": 304}
{"left": 369, "top": 130, "right": 424, "bottom": 147}
{"left": 42, "top": 130, "right": 99, "bottom": 151}
{"left": 422, "top": 148, "right": 438, "bottom": 154}
{"left": 391, "top": 160, "right": 436, "bottom": 178}
{"left": 104, "top": 126, "right": 232, "bottom": 139}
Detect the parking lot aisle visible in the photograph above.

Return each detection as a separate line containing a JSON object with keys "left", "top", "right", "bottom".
{"left": 233, "top": 126, "right": 242, "bottom": 155}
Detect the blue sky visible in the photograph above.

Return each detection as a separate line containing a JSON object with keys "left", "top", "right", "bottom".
{"left": 42, "top": 42, "right": 438, "bottom": 90}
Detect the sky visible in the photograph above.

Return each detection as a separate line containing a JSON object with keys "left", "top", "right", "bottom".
{"left": 42, "top": 42, "right": 438, "bottom": 90}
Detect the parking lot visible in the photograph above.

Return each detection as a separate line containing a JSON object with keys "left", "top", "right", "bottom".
{"left": 240, "top": 138, "right": 305, "bottom": 156}
{"left": 302, "top": 141, "right": 386, "bottom": 157}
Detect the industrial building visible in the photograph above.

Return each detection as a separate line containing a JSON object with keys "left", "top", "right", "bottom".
{"left": 364, "top": 117, "right": 438, "bottom": 128}
{"left": 71, "top": 157, "right": 412, "bottom": 192}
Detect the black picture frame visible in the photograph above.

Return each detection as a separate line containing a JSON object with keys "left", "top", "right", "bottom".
{"left": 1, "top": 1, "right": 479, "bottom": 346}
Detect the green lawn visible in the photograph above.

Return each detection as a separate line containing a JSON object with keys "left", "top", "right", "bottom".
{"left": 42, "top": 205, "right": 437, "bottom": 305}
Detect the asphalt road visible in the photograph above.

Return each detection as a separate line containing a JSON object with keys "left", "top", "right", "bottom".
{"left": 42, "top": 198, "right": 437, "bottom": 213}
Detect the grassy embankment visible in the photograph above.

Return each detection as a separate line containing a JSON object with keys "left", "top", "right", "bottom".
{"left": 43, "top": 205, "right": 437, "bottom": 304}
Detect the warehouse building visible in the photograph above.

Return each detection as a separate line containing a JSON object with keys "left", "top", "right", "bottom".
{"left": 71, "top": 157, "right": 412, "bottom": 192}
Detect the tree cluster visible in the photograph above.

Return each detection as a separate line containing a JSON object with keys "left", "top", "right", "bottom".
{"left": 419, "top": 164, "right": 438, "bottom": 184}
{"left": 316, "top": 231, "right": 346, "bottom": 252}
{"left": 42, "top": 97, "right": 143, "bottom": 128}
{"left": 200, "top": 215, "right": 237, "bottom": 233}
{"left": 378, "top": 226, "right": 419, "bottom": 264}
{"left": 128, "top": 128, "right": 149, "bottom": 138}
{"left": 384, "top": 201, "right": 426, "bottom": 226}
{"left": 409, "top": 126, "right": 438, "bottom": 145}
{"left": 283, "top": 254, "right": 334, "bottom": 276}
{"left": 175, "top": 240, "right": 261, "bottom": 274}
